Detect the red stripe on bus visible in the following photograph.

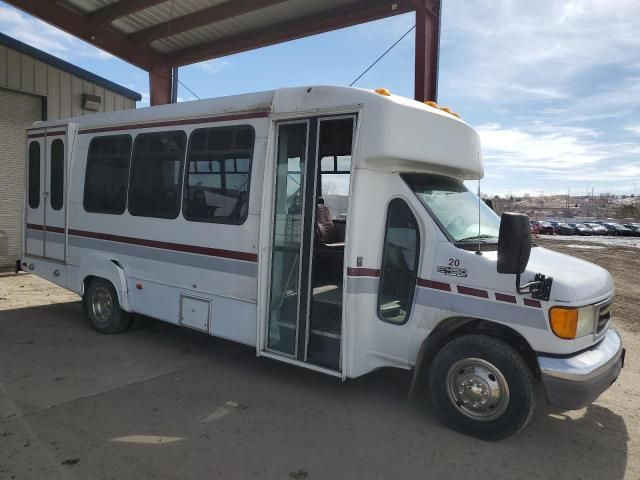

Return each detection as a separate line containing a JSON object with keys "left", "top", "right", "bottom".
{"left": 417, "top": 278, "right": 451, "bottom": 291}
{"left": 77, "top": 110, "right": 270, "bottom": 135}
{"left": 67, "top": 228, "right": 258, "bottom": 262}
{"left": 27, "top": 130, "right": 66, "bottom": 139}
{"left": 523, "top": 298, "right": 542, "bottom": 308}
{"left": 27, "top": 224, "right": 64, "bottom": 234}
{"left": 27, "top": 124, "right": 67, "bottom": 131}
{"left": 346, "top": 267, "right": 380, "bottom": 277}
{"left": 495, "top": 292, "right": 517, "bottom": 304}
{"left": 456, "top": 285, "right": 489, "bottom": 298}
{"left": 27, "top": 224, "right": 257, "bottom": 262}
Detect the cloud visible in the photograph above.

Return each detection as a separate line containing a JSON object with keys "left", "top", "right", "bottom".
{"left": 625, "top": 125, "right": 640, "bottom": 136}
{"left": 195, "top": 59, "right": 230, "bottom": 74}
{"left": 442, "top": 0, "right": 640, "bottom": 105}
{"left": 478, "top": 123, "right": 607, "bottom": 169}
{"left": 437, "top": 0, "right": 640, "bottom": 195}
{"left": 0, "top": 4, "right": 112, "bottom": 61}
{"left": 477, "top": 122, "right": 639, "bottom": 187}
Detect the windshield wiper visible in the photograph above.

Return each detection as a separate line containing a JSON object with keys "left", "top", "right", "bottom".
{"left": 456, "top": 234, "right": 497, "bottom": 242}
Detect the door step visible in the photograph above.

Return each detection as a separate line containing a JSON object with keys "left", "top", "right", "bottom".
{"left": 307, "top": 330, "right": 340, "bottom": 370}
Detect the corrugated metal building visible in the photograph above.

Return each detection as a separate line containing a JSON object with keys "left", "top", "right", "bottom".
{"left": 0, "top": 32, "right": 141, "bottom": 269}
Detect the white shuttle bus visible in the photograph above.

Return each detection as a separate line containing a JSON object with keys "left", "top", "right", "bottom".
{"left": 21, "top": 86, "right": 624, "bottom": 440}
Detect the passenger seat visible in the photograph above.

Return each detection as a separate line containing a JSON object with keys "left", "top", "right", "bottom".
{"left": 315, "top": 203, "right": 344, "bottom": 250}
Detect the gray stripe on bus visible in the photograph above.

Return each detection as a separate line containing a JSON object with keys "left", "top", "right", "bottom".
{"left": 26, "top": 229, "right": 44, "bottom": 241}
{"left": 26, "top": 229, "right": 64, "bottom": 243}
{"left": 67, "top": 235, "right": 258, "bottom": 278}
{"left": 345, "top": 277, "right": 547, "bottom": 331}
{"left": 414, "top": 287, "right": 547, "bottom": 330}
{"left": 346, "top": 276, "right": 378, "bottom": 294}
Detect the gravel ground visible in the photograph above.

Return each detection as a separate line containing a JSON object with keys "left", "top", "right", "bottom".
{"left": 536, "top": 234, "right": 640, "bottom": 249}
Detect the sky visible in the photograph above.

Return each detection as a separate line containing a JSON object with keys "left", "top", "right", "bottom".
{"left": 1, "top": 0, "right": 638, "bottom": 197}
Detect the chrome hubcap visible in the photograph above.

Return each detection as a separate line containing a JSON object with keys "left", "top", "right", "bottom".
{"left": 91, "top": 286, "right": 113, "bottom": 324}
{"left": 446, "top": 358, "right": 509, "bottom": 421}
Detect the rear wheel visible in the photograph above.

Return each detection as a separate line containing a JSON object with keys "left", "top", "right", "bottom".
{"left": 428, "top": 334, "right": 535, "bottom": 441}
{"left": 84, "top": 278, "right": 131, "bottom": 334}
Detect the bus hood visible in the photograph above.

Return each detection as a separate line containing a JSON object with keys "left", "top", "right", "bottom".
{"left": 524, "top": 246, "right": 613, "bottom": 304}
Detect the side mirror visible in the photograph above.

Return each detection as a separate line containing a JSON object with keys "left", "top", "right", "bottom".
{"left": 497, "top": 213, "right": 531, "bottom": 274}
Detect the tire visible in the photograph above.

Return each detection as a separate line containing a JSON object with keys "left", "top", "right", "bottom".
{"left": 84, "top": 278, "right": 132, "bottom": 334}
{"left": 428, "top": 334, "right": 536, "bottom": 441}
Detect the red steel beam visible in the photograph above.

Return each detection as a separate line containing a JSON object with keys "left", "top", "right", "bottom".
{"left": 413, "top": 0, "right": 440, "bottom": 102}
{"left": 89, "top": 0, "right": 169, "bottom": 28}
{"left": 3, "top": 0, "right": 168, "bottom": 72}
{"left": 129, "top": 0, "right": 289, "bottom": 46}
{"left": 167, "top": 0, "right": 415, "bottom": 67}
{"left": 149, "top": 65, "right": 173, "bottom": 106}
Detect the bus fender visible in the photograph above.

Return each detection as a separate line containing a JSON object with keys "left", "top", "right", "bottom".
{"left": 78, "top": 252, "right": 131, "bottom": 312}
{"left": 407, "top": 317, "right": 476, "bottom": 404}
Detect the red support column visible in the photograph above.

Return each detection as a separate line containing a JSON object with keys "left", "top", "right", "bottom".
{"left": 149, "top": 65, "right": 172, "bottom": 106}
{"left": 414, "top": 0, "right": 441, "bottom": 102}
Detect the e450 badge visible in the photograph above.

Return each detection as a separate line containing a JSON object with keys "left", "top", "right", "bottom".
{"left": 437, "top": 265, "right": 468, "bottom": 278}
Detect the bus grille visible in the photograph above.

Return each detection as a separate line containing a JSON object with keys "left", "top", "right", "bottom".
{"left": 596, "top": 302, "right": 612, "bottom": 334}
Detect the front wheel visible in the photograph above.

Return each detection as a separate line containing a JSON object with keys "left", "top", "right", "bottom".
{"left": 84, "top": 278, "right": 132, "bottom": 334}
{"left": 428, "top": 334, "right": 536, "bottom": 441}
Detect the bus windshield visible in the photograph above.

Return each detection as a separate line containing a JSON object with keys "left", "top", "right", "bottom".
{"left": 402, "top": 173, "right": 500, "bottom": 243}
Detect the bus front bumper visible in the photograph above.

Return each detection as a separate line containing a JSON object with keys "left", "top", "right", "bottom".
{"left": 537, "top": 328, "right": 624, "bottom": 410}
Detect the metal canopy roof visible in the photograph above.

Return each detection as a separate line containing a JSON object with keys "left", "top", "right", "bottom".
{"left": 5, "top": 0, "right": 439, "bottom": 105}
{"left": 8, "top": 0, "right": 418, "bottom": 68}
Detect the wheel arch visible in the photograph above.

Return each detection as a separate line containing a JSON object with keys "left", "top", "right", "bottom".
{"left": 77, "top": 252, "right": 131, "bottom": 312}
{"left": 407, "top": 316, "right": 539, "bottom": 403}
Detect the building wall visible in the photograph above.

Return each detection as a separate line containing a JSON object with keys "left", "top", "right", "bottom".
{"left": 0, "top": 89, "right": 41, "bottom": 268}
{"left": 0, "top": 44, "right": 136, "bottom": 120}
{"left": 0, "top": 44, "right": 137, "bottom": 268}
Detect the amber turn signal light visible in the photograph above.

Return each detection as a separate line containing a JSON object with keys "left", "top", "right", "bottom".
{"left": 549, "top": 307, "right": 579, "bottom": 339}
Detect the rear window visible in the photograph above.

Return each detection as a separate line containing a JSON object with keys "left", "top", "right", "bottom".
{"left": 50, "top": 139, "right": 64, "bottom": 211}
{"left": 28, "top": 142, "right": 40, "bottom": 209}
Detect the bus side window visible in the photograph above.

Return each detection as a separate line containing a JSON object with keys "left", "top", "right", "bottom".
{"left": 28, "top": 142, "right": 41, "bottom": 209}
{"left": 83, "top": 135, "right": 132, "bottom": 214}
{"left": 128, "top": 131, "right": 186, "bottom": 219}
{"left": 183, "top": 125, "right": 254, "bottom": 225}
{"left": 50, "top": 139, "right": 64, "bottom": 211}
{"left": 377, "top": 198, "right": 420, "bottom": 325}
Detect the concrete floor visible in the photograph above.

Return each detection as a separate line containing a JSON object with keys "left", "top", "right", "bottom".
{"left": 0, "top": 274, "right": 636, "bottom": 480}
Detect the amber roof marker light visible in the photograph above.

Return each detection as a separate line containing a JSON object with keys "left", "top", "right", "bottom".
{"left": 423, "top": 100, "right": 461, "bottom": 119}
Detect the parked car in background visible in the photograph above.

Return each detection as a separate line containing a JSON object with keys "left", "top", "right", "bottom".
{"left": 585, "top": 223, "right": 608, "bottom": 235}
{"left": 554, "top": 223, "right": 575, "bottom": 235}
{"left": 530, "top": 221, "right": 538, "bottom": 235}
{"left": 568, "top": 223, "right": 593, "bottom": 235}
{"left": 622, "top": 224, "right": 640, "bottom": 236}
{"left": 603, "top": 223, "right": 634, "bottom": 236}
{"left": 533, "top": 221, "right": 555, "bottom": 234}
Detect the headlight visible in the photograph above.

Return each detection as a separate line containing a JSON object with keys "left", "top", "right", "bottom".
{"left": 549, "top": 306, "right": 596, "bottom": 339}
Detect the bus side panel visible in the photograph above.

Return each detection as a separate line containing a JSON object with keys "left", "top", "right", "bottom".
{"left": 65, "top": 118, "right": 268, "bottom": 347}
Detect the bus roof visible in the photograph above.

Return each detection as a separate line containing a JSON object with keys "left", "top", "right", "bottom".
{"left": 30, "top": 85, "right": 483, "bottom": 179}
